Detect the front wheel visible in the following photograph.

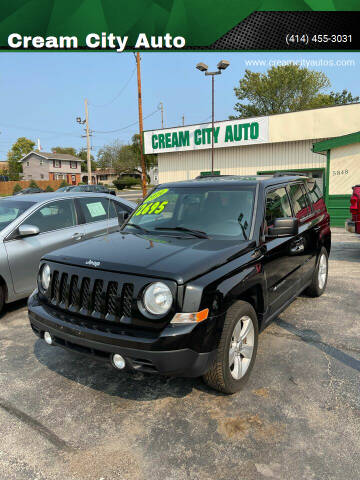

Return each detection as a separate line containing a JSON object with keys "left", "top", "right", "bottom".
{"left": 203, "top": 301, "right": 258, "bottom": 394}
{"left": 305, "top": 247, "right": 329, "bottom": 297}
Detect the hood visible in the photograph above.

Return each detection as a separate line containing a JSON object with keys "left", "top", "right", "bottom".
{"left": 43, "top": 232, "right": 254, "bottom": 284}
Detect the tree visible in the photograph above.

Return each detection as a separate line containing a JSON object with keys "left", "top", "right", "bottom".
{"left": 130, "top": 134, "right": 157, "bottom": 171}
{"left": 59, "top": 179, "right": 69, "bottom": 188}
{"left": 97, "top": 141, "right": 138, "bottom": 175}
{"left": 12, "top": 183, "right": 22, "bottom": 195}
{"left": 77, "top": 148, "right": 97, "bottom": 172}
{"left": 51, "top": 146, "right": 77, "bottom": 156}
{"left": 329, "top": 89, "right": 359, "bottom": 105}
{"left": 45, "top": 185, "right": 54, "bottom": 192}
{"left": 29, "top": 180, "right": 39, "bottom": 189}
{"left": 231, "top": 65, "right": 359, "bottom": 118}
{"left": 7, "top": 137, "right": 35, "bottom": 180}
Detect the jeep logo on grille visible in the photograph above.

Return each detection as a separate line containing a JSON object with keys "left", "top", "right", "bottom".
{"left": 85, "top": 259, "right": 100, "bottom": 267}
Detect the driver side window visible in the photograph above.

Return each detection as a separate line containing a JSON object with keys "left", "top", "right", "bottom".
{"left": 265, "top": 188, "right": 292, "bottom": 227}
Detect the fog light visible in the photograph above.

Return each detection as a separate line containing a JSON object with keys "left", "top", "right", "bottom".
{"left": 112, "top": 354, "right": 126, "bottom": 370}
{"left": 44, "top": 331, "right": 53, "bottom": 345}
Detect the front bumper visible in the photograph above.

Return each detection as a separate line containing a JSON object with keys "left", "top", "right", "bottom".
{"left": 28, "top": 292, "right": 218, "bottom": 377}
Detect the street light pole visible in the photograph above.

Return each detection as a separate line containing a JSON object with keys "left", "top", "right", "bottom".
{"left": 196, "top": 60, "right": 230, "bottom": 175}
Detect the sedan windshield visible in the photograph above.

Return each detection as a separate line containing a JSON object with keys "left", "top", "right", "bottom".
{"left": 124, "top": 186, "right": 255, "bottom": 240}
{"left": 0, "top": 200, "right": 35, "bottom": 231}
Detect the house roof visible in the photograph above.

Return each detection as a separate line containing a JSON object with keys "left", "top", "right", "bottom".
{"left": 312, "top": 130, "right": 360, "bottom": 153}
{"left": 19, "top": 151, "right": 82, "bottom": 163}
{"left": 94, "top": 169, "right": 117, "bottom": 175}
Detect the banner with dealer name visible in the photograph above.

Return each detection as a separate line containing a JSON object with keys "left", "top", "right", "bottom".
{"left": 143, "top": 117, "right": 269, "bottom": 154}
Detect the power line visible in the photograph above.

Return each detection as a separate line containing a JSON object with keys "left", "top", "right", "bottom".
{"left": 89, "top": 67, "right": 136, "bottom": 108}
{"left": 94, "top": 108, "right": 159, "bottom": 134}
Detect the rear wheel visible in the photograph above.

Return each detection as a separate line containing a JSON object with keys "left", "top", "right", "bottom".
{"left": 305, "top": 247, "right": 329, "bottom": 297}
{"left": 203, "top": 301, "right": 258, "bottom": 394}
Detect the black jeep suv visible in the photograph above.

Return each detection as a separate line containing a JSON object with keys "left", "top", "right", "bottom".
{"left": 28, "top": 174, "right": 331, "bottom": 393}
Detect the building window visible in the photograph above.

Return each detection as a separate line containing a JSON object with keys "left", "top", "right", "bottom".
{"left": 55, "top": 173, "right": 65, "bottom": 180}
{"left": 53, "top": 160, "right": 61, "bottom": 168}
{"left": 26, "top": 161, "right": 30, "bottom": 167}
{"left": 70, "top": 161, "right": 77, "bottom": 169}
{"left": 40, "top": 159, "right": 44, "bottom": 165}
{"left": 40, "top": 174, "right": 44, "bottom": 179}
{"left": 99, "top": 175, "right": 108, "bottom": 181}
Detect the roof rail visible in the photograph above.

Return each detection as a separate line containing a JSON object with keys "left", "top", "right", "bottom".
{"left": 273, "top": 171, "right": 308, "bottom": 177}
{"left": 195, "top": 174, "right": 230, "bottom": 179}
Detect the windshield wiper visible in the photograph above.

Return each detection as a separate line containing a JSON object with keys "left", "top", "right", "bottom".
{"left": 124, "top": 223, "right": 151, "bottom": 234}
{"left": 155, "top": 226, "right": 209, "bottom": 239}
{"left": 237, "top": 214, "right": 248, "bottom": 240}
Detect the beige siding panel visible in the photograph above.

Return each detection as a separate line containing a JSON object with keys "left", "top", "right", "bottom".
{"left": 269, "top": 103, "right": 360, "bottom": 143}
{"left": 158, "top": 139, "right": 327, "bottom": 183}
{"left": 329, "top": 143, "right": 360, "bottom": 195}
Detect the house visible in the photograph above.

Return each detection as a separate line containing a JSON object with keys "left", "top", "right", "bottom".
{"left": 19, "top": 151, "right": 82, "bottom": 184}
{"left": 81, "top": 168, "right": 118, "bottom": 185}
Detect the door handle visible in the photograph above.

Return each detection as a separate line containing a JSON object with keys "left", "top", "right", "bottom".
{"left": 72, "top": 233, "right": 84, "bottom": 241}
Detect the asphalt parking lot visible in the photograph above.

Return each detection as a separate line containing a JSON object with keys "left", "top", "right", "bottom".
{"left": 0, "top": 228, "right": 359, "bottom": 480}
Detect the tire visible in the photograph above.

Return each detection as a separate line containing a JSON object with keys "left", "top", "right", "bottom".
{"left": 305, "top": 247, "right": 329, "bottom": 297}
{"left": 203, "top": 301, "right": 258, "bottom": 394}
{"left": 0, "top": 285, "right": 4, "bottom": 317}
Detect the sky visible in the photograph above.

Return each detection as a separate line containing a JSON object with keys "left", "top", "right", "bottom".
{"left": 1, "top": 51, "right": 360, "bottom": 160}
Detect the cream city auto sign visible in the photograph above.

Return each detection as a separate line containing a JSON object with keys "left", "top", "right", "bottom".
{"left": 144, "top": 117, "right": 269, "bottom": 154}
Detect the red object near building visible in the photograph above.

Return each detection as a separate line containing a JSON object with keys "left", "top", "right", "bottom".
{"left": 346, "top": 185, "right": 360, "bottom": 234}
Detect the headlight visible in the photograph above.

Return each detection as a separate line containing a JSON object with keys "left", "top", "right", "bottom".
{"left": 40, "top": 264, "right": 51, "bottom": 291}
{"left": 143, "top": 282, "right": 172, "bottom": 316}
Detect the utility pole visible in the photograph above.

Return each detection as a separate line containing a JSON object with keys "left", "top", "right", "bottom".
{"left": 135, "top": 52, "right": 147, "bottom": 198}
{"left": 182, "top": 115, "right": 185, "bottom": 126}
{"left": 84, "top": 99, "right": 92, "bottom": 184}
{"left": 159, "top": 102, "right": 164, "bottom": 128}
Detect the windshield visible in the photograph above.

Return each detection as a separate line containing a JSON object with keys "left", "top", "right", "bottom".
{"left": 0, "top": 200, "right": 35, "bottom": 231}
{"left": 124, "top": 186, "right": 255, "bottom": 239}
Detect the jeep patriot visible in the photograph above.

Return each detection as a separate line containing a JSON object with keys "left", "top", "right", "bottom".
{"left": 28, "top": 174, "right": 331, "bottom": 393}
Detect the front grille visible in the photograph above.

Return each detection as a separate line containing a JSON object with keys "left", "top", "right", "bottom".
{"left": 48, "top": 270, "right": 134, "bottom": 321}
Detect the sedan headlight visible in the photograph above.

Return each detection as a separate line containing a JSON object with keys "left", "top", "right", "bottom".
{"left": 40, "top": 264, "right": 51, "bottom": 291}
{"left": 143, "top": 282, "right": 172, "bottom": 316}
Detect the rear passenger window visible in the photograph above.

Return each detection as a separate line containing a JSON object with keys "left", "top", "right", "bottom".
{"left": 289, "top": 183, "right": 311, "bottom": 219}
{"left": 78, "top": 197, "right": 116, "bottom": 223}
{"left": 306, "top": 179, "right": 325, "bottom": 211}
{"left": 265, "top": 188, "right": 292, "bottom": 226}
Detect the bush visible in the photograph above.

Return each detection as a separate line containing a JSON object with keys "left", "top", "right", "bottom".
{"left": 12, "top": 183, "right": 22, "bottom": 194}
{"left": 113, "top": 176, "right": 141, "bottom": 190}
{"left": 45, "top": 185, "right": 54, "bottom": 192}
{"left": 29, "top": 180, "right": 39, "bottom": 189}
{"left": 59, "top": 180, "right": 69, "bottom": 188}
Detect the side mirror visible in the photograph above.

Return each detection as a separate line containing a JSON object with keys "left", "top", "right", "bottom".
{"left": 267, "top": 218, "right": 298, "bottom": 237}
{"left": 117, "top": 211, "right": 130, "bottom": 226}
{"left": 18, "top": 224, "right": 40, "bottom": 237}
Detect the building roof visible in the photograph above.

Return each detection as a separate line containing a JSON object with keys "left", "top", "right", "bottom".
{"left": 19, "top": 151, "right": 82, "bottom": 163}
{"left": 312, "top": 131, "right": 360, "bottom": 153}
{"left": 94, "top": 168, "right": 117, "bottom": 175}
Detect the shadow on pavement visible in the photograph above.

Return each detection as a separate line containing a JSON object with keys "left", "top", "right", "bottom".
{"left": 33, "top": 339, "right": 223, "bottom": 401}
{"left": 275, "top": 318, "right": 360, "bottom": 373}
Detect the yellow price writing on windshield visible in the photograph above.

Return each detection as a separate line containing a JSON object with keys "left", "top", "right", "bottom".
{"left": 135, "top": 200, "right": 168, "bottom": 216}
{"left": 143, "top": 188, "right": 169, "bottom": 203}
